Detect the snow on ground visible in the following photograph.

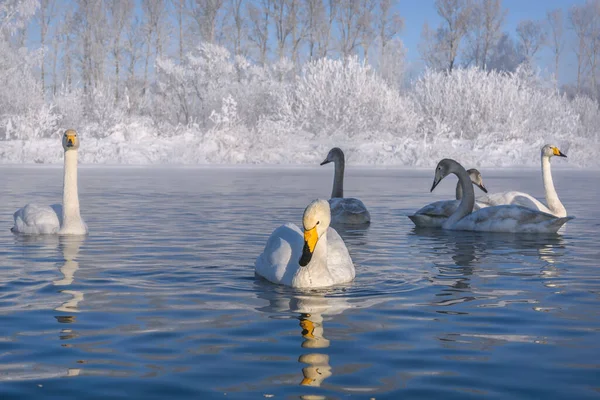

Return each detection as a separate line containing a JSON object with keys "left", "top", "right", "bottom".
{"left": 0, "top": 120, "right": 597, "bottom": 168}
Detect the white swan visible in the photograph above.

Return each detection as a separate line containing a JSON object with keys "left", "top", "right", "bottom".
{"left": 409, "top": 168, "right": 488, "bottom": 228}
{"left": 12, "top": 129, "right": 88, "bottom": 235}
{"left": 476, "top": 144, "right": 567, "bottom": 217}
{"left": 430, "top": 159, "right": 573, "bottom": 233}
{"left": 320, "top": 147, "right": 370, "bottom": 224}
{"left": 254, "top": 199, "right": 355, "bottom": 288}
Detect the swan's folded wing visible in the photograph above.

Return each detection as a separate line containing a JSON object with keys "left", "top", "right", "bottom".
{"left": 329, "top": 198, "right": 370, "bottom": 224}
{"left": 452, "top": 205, "right": 573, "bottom": 233}
{"left": 414, "top": 200, "right": 460, "bottom": 217}
{"left": 325, "top": 227, "right": 355, "bottom": 283}
{"left": 410, "top": 200, "right": 483, "bottom": 228}
{"left": 12, "top": 204, "right": 60, "bottom": 235}
{"left": 255, "top": 223, "right": 304, "bottom": 283}
{"left": 476, "top": 191, "right": 551, "bottom": 213}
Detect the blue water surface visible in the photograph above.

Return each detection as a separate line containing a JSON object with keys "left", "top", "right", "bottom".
{"left": 0, "top": 166, "right": 598, "bottom": 399}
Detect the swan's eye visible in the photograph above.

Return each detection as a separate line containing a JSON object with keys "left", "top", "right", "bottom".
{"left": 316, "top": 221, "right": 320, "bottom": 225}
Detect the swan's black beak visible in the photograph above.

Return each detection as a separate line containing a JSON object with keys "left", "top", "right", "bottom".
{"left": 299, "top": 241, "right": 313, "bottom": 266}
{"left": 558, "top": 150, "right": 567, "bottom": 158}
{"left": 477, "top": 183, "right": 488, "bottom": 193}
{"left": 431, "top": 177, "right": 441, "bottom": 192}
{"left": 299, "top": 226, "right": 318, "bottom": 267}
{"left": 320, "top": 159, "right": 331, "bottom": 166}
{"left": 66, "top": 139, "right": 74, "bottom": 147}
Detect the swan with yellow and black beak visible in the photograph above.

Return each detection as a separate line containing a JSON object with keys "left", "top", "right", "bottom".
{"left": 255, "top": 199, "right": 355, "bottom": 288}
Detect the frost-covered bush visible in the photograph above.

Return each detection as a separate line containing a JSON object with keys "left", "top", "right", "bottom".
{"left": 53, "top": 86, "right": 85, "bottom": 130}
{"left": 412, "top": 67, "right": 579, "bottom": 148}
{"left": 156, "top": 43, "right": 236, "bottom": 128}
{"left": 570, "top": 95, "right": 600, "bottom": 141}
{"left": 229, "top": 58, "right": 295, "bottom": 127}
{"left": 0, "top": 39, "right": 55, "bottom": 139}
{"left": 293, "top": 56, "right": 418, "bottom": 137}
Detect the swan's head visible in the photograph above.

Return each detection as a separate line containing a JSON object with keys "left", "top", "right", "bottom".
{"left": 299, "top": 199, "right": 331, "bottom": 267}
{"left": 320, "top": 147, "right": 344, "bottom": 166}
{"left": 431, "top": 158, "right": 458, "bottom": 192}
{"left": 467, "top": 168, "right": 487, "bottom": 193}
{"left": 62, "top": 129, "right": 80, "bottom": 151}
{"left": 541, "top": 144, "right": 566, "bottom": 158}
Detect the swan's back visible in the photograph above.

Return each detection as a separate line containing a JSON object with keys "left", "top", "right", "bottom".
{"left": 477, "top": 191, "right": 551, "bottom": 214}
{"left": 324, "top": 227, "right": 355, "bottom": 283}
{"left": 12, "top": 204, "right": 61, "bottom": 235}
{"left": 450, "top": 205, "right": 572, "bottom": 233}
{"left": 329, "top": 198, "right": 370, "bottom": 224}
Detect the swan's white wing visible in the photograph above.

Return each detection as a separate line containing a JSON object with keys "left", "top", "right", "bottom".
{"left": 476, "top": 191, "right": 552, "bottom": 214}
{"left": 325, "top": 227, "right": 355, "bottom": 284}
{"left": 450, "top": 205, "right": 573, "bottom": 233}
{"left": 255, "top": 223, "right": 304, "bottom": 285}
{"left": 12, "top": 204, "right": 60, "bottom": 235}
{"left": 329, "top": 198, "right": 370, "bottom": 224}
{"left": 409, "top": 200, "right": 481, "bottom": 228}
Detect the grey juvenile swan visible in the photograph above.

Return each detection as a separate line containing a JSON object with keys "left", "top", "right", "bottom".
{"left": 320, "top": 147, "right": 370, "bottom": 225}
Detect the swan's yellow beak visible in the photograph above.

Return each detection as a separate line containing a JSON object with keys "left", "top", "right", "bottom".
{"left": 299, "top": 226, "right": 318, "bottom": 267}
{"left": 66, "top": 133, "right": 76, "bottom": 147}
{"left": 552, "top": 147, "right": 567, "bottom": 157}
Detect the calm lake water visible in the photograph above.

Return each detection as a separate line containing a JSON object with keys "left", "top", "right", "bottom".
{"left": 0, "top": 165, "right": 599, "bottom": 399}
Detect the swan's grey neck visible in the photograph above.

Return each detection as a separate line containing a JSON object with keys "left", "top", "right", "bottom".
{"left": 61, "top": 150, "right": 83, "bottom": 231}
{"left": 444, "top": 162, "right": 475, "bottom": 228}
{"left": 455, "top": 181, "right": 463, "bottom": 200}
{"left": 331, "top": 157, "right": 344, "bottom": 198}
{"left": 542, "top": 155, "right": 566, "bottom": 217}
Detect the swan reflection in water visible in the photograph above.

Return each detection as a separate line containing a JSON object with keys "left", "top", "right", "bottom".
{"left": 411, "top": 227, "right": 567, "bottom": 347}
{"left": 254, "top": 284, "right": 381, "bottom": 390}
{"left": 54, "top": 235, "right": 85, "bottom": 314}
{"left": 3, "top": 235, "right": 85, "bottom": 382}
{"left": 294, "top": 297, "right": 335, "bottom": 387}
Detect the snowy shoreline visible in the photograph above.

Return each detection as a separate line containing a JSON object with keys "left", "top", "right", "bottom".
{"left": 1, "top": 132, "right": 596, "bottom": 168}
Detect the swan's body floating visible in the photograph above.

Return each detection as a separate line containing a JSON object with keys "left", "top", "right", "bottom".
{"left": 320, "top": 148, "right": 370, "bottom": 225}
{"left": 255, "top": 199, "right": 355, "bottom": 288}
{"left": 12, "top": 129, "right": 88, "bottom": 235}
{"left": 427, "top": 159, "right": 572, "bottom": 233}
{"left": 476, "top": 145, "right": 567, "bottom": 217}
{"left": 409, "top": 168, "right": 487, "bottom": 228}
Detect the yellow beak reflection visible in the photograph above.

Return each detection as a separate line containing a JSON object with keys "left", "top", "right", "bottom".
{"left": 299, "top": 226, "right": 318, "bottom": 267}
{"left": 300, "top": 377, "right": 314, "bottom": 386}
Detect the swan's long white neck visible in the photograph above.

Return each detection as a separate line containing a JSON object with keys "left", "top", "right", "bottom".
{"left": 542, "top": 155, "right": 566, "bottom": 217}
{"left": 444, "top": 162, "right": 475, "bottom": 228}
{"left": 61, "top": 150, "right": 84, "bottom": 233}
{"left": 331, "top": 157, "right": 344, "bottom": 198}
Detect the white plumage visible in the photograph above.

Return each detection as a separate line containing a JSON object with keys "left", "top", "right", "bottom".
{"left": 12, "top": 129, "right": 87, "bottom": 236}
{"left": 255, "top": 199, "right": 355, "bottom": 288}
{"left": 476, "top": 144, "right": 568, "bottom": 217}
